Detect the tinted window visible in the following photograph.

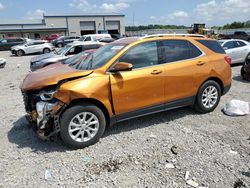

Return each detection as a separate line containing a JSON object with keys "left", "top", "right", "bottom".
{"left": 223, "top": 41, "right": 234, "bottom": 49}
{"left": 85, "top": 37, "right": 91, "bottom": 41}
{"left": 159, "top": 40, "right": 190, "bottom": 63}
{"left": 67, "top": 45, "right": 83, "bottom": 55}
{"left": 119, "top": 42, "right": 158, "bottom": 69}
{"left": 234, "top": 41, "right": 246, "bottom": 47}
{"left": 188, "top": 41, "right": 203, "bottom": 58}
{"left": 196, "top": 40, "right": 225, "bottom": 54}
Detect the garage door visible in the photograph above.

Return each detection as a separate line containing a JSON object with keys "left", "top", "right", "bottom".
{"left": 106, "top": 21, "right": 120, "bottom": 30}
{"left": 80, "top": 21, "right": 96, "bottom": 31}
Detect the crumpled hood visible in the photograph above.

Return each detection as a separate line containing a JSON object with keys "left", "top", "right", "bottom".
{"left": 31, "top": 52, "right": 62, "bottom": 63}
{"left": 21, "top": 63, "right": 93, "bottom": 91}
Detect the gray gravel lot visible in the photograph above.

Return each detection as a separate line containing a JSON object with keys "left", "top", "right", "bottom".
{"left": 0, "top": 51, "right": 249, "bottom": 188}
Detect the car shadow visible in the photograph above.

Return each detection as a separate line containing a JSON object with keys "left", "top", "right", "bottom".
{"left": 232, "top": 75, "right": 249, "bottom": 83}
{"left": 103, "top": 107, "right": 196, "bottom": 138}
{"left": 8, "top": 116, "right": 69, "bottom": 153}
{"left": 8, "top": 107, "right": 196, "bottom": 152}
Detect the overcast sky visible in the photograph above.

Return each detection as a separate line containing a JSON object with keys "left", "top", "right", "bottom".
{"left": 0, "top": 0, "right": 249, "bottom": 26}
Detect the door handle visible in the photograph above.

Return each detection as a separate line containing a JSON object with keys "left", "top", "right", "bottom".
{"left": 196, "top": 61, "right": 206, "bottom": 66}
{"left": 151, "top": 70, "right": 162, "bottom": 75}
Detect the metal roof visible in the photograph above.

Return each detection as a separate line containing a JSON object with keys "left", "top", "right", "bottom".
{"left": 0, "top": 19, "right": 44, "bottom": 25}
{"left": 44, "top": 12, "right": 125, "bottom": 17}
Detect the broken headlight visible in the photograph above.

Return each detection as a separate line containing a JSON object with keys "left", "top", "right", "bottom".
{"left": 39, "top": 91, "right": 56, "bottom": 101}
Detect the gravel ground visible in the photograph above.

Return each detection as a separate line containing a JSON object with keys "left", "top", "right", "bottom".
{"left": 0, "top": 51, "right": 249, "bottom": 188}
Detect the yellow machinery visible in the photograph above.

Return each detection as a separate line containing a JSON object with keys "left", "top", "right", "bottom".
{"left": 188, "top": 23, "right": 215, "bottom": 38}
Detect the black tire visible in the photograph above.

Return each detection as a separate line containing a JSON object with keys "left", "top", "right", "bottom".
{"left": 57, "top": 43, "right": 63, "bottom": 48}
{"left": 241, "top": 66, "right": 247, "bottom": 80}
{"left": 194, "top": 80, "right": 221, "bottom": 113}
{"left": 16, "top": 50, "right": 24, "bottom": 56}
{"left": 60, "top": 103, "right": 106, "bottom": 149}
{"left": 43, "top": 48, "right": 51, "bottom": 54}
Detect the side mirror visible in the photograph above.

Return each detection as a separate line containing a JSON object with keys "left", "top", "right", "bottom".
{"left": 223, "top": 47, "right": 228, "bottom": 50}
{"left": 110, "top": 62, "right": 133, "bottom": 72}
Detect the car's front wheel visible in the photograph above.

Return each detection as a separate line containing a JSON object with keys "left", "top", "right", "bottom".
{"left": 57, "top": 43, "right": 63, "bottom": 48}
{"left": 43, "top": 48, "right": 51, "bottom": 54}
{"left": 194, "top": 80, "right": 221, "bottom": 113}
{"left": 16, "top": 50, "right": 24, "bottom": 56}
{"left": 60, "top": 103, "right": 106, "bottom": 148}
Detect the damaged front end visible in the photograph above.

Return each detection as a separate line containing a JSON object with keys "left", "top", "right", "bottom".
{"left": 22, "top": 86, "right": 66, "bottom": 139}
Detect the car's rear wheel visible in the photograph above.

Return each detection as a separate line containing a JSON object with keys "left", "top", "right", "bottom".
{"left": 57, "top": 43, "right": 63, "bottom": 48}
{"left": 43, "top": 48, "right": 51, "bottom": 54}
{"left": 241, "top": 66, "right": 247, "bottom": 80}
{"left": 16, "top": 50, "right": 24, "bottom": 56}
{"left": 60, "top": 103, "right": 106, "bottom": 148}
{"left": 194, "top": 80, "right": 221, "bottom": 113}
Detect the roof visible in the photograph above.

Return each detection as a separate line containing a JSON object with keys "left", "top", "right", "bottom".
{"left": 44, "top": 13, "right": 125, "bottom": 17}
{"left": 0, "top": 19, "right": 44, "bottom": 25}
{"left": 0, "top": 27, "right": 67, "bottom": 32}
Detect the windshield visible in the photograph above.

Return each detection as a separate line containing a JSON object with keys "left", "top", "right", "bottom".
{"left": 63, "top": 51, "right": 90, "bottom": 65}
{"left": 218, "top": 41, "right": 224, "bottom": 45}
{"left": 75, "top": 44, "right": 125, "bottom": 70}
{"left": 55, "top": 44, "right": 72, "bottom": 55}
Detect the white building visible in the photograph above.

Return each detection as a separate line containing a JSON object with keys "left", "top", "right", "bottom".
{"left": 0, "top": 13, "right": 125, "bottom": 39}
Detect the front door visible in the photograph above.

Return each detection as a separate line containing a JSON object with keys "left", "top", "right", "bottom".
{"left": 110, "top": 41, "right": 165, "bottom": 116}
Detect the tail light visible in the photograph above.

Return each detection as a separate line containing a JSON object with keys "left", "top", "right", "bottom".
{"left": 224, "top": 55, "right": 231, "bottom": 65}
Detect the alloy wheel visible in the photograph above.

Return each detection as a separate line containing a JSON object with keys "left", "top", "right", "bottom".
{"left": 201, "top": 86, "right": 218, "bottom": 108}
{"left": 68, "top": 112, "right": 99, "bottom": 143}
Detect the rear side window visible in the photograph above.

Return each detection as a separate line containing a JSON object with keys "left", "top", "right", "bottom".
{"left": 196, "top": 40, "right": 225, "bottom": 54}
{"left": 234, "top": 41, "right": 246, "bottom": 47}
{"left": 188, "top": 42, "right": 203, "bottom": 58}
{"left": 159, "top": 40, "right": 190, "bottom": 63}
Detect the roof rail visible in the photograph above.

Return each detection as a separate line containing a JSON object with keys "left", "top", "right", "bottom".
{"left": 140, "top": 34, "right": 205, "bottom": 39}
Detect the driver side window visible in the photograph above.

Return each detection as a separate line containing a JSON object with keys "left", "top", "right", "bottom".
{"left": 119, "top": 42, "right": 158, "bottom": 69}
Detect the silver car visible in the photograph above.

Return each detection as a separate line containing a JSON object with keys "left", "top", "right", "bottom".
{"left": 11, "top": 40, "right": 54, "bottom": 56}
{"left": 219, "top": 39, "right": 250, "bottom": 64}
{"left": 30, "top": 41, "right": 105, "bottom": 71}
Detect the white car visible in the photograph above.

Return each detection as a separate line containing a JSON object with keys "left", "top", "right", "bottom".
{"left": 11, "top": 40, "right": 54, "bottom": 56}
{"left": 219, "top": 39, "right": 250, "bottom": 64}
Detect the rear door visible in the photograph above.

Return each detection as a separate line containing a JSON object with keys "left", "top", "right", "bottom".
{"left": 223, "top": 41, "right": 240, "bottom": 63}
{"left": 158, "top": 39, "right": 205, "bottom": 103}
{"left": 110, "top": 41, "right": 165, "bottom": 116}
{"left": 233, "top": 40, "right": 248, "bottom": 62}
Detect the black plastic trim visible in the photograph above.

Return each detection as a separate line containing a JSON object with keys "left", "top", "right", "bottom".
{"left": 110, "top": 96, "right": 195, "bottom": 125}
{"left": 222, "top": 84, "right": 231, "bottom": 95}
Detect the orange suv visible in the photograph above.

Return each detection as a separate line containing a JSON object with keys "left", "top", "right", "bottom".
{"left": 21, "top": 34, "right": 232, "bottom": 148}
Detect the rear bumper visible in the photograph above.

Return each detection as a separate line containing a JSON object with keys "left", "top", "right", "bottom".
{"left": 222, "top": 83, "right": 231, "bottom": 95}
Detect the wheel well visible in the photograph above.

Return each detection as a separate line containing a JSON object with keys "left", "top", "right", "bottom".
{"left": 202, "top": 77, "right": 224, "bottom": 95}
{"left": 43, "top": 48, "right": 50, "bottom": 51}
{"left": 66, "top": 98, "right": 111, "bottom": 126}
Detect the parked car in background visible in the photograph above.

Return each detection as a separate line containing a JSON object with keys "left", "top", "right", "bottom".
{"left": 42, "top": 34, "right": 60, "bottom": 42}
{"left": 241, "top": 54, "right": 250, "bottom": 80}
{"left": 30, "top": 41, "right": 105, "bottom": 71}
{"left": 219, "top": 31, "right": 250, "bottom": 42}
{"left": 219, "top": 39, "right": 250, "bottom": 64}
{"left": 0, "top": 38, "right": 27, "bottom": 51}
{"left": 79, "top": 34, "right": 112, "bottom": 42}
{"left": 11, "top": 40, "right": 54, "bottom": 56}
{"left": 52, "top": 36, "right": 80, "bottom": 47}
{"left": 21, "top": 35, "right": 231, "bottom": 148}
